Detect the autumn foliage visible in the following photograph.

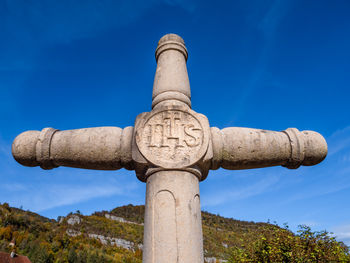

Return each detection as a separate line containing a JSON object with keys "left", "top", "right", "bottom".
{"left": 0, "top": 203, "right": 349, "bottom": 262}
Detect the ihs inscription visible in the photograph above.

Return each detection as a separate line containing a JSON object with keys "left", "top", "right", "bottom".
{"left": 148, "top": 111, "right": 201, "bottom": 148}
{"left": 136, "top": 109, "right": 205, "bottom": 168}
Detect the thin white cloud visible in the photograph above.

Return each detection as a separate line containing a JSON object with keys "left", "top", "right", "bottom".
{"left": 285, "top": 126, "right": 350, "bottom": 202}
{"left": 0, "top": 0, "right": 197, "bottom": 73}
{"left": 0, "top": 136, "right": 11, "bottom": 157}
{"left": 2, "top": 182, "right": 138, "bottom": 212}
{"left": 331, "top": 224, "right": 350, "bottom": 245}
{"left": 0, "top": 129, "right": 142, "bottom": 214}
{"left": 0, "top": 183, "right": 27, "bottom": 192}
{"left": 202, "top": 175, "right": 280, "bottom": 207}
{"left": 0, "top": 1, "right": 157, "bottom": 73}
{"left": 288, "top": 178, "right": 350, "bottom": 202}
{"left": 32, "top": 184, "right": 124, "bottom": 212}
{"left": 1, "top": 0, "right": 196, "bottom": 45}
{"left": 258, "top": 0, "right": 291, "bottom": 40}
{"left": 229, "top": 0, "right": 293, "bottom": 124}
{"left": 298, "top": 221, "right": 319, "bottom": 228}
{"left": 163, "top": 0, "right": 197, "bottom": 13}
{"left": 2, "top": 1, "right": 153, "bottom": 44}
{"left": 327, "top": 126, "right": 350, "bottom": 156}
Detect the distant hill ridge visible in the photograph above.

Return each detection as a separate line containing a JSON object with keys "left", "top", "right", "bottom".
{"left": 0, "top": 203, "right": 349, "bottom": 262}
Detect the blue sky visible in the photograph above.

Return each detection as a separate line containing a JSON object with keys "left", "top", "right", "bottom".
{"left": 1, "top": 0, "right": 350, "bottom": 244}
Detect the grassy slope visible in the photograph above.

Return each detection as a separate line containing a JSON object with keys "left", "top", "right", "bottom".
{"left": 0, "top": 203, "right": 349, "bottom": 262}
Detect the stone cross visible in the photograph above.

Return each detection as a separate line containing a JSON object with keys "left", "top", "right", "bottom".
{"left": 12, "top": 34, "right": 327, "bottom": 263}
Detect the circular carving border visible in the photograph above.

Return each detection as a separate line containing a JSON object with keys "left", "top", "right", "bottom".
{"left": 135, "top": 108, "right": 209, "bottom": 169}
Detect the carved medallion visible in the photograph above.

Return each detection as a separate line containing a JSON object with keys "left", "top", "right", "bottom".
{"left": 135, "top": 109, "right": 209, "bottom": 168}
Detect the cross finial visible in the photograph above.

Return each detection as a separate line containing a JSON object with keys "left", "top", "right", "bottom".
{"left": 152, "top": 33, "right": 191, "bottom": 109}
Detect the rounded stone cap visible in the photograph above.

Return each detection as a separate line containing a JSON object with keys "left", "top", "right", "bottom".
{"left": 155, "top": 33, "right": 188, "bottom": 61}
{"left": 12, "top": 130, "right": 40, "bottom": 167}
{"left": 302, "top": 130, "right": 328, "bottom": 166}
{"left": 158, "top": 34, "right": 185, "bottom": 45}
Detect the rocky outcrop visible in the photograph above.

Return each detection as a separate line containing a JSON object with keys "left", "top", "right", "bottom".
{"left": 104, "top": 213, "right": 143, "bottom": 225}
{"left": 204, "top": 257, "right": 227, "bottom": 263}
{"left": 66, "top": 229, "right": 81, "bottom": 237}
{"left": 66, "top": 229, "right": 141, "bottom": 251}
{"left": 88, "top": 234, "right": 137, "bottom": 250}
{"left": 67, "top": 215, "right": 82, "bottom": 225}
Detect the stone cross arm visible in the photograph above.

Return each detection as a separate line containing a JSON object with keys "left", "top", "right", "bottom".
{"left": 12, "top": 125, "right": 327, "bottom": 174}
{"left": 11, "top": 34, "right": 327, "bottom": 263}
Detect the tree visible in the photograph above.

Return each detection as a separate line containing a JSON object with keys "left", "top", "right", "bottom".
{"left": 68, "top": 247, "right": 78, "bottom": 263}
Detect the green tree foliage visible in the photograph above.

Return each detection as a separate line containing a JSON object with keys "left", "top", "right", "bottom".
{"left": 228, "top": 224, "right": 350, "bottom": 262}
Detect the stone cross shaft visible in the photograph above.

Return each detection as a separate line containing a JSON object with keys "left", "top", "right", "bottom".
{"left": 12, "top": 34, "right": 327, "bottom": 263}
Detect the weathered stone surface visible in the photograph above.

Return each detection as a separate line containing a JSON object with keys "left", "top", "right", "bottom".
{"left": 67, "top": 215, "right": 82, "bottom": 225}
{"left": 136, "top": 109, "right": 206, "bottom": 168}
{"left": 65, "top": 230, "right": 140, "bottom": 251}
{"left": 133, "top": 105, "right": 211, "bottom": 175}
{"left": 12, "top": 127, "right": 134, "bottom": 170}
{"left": 58, "top": 216, "right": 64, "bottom": 224}
{"left": 12, "top": 130, "right": 40, "bottom": 167}
{"left": 88, "top": 234, "right": 139, "bottom": 250}
{"left": 66, "top": 229, "right": 81, "bottom": 237}
{"left": 152, "top": 34, "right": 191, "bottom": 108}
{"left": 142, "top": 171, "right": 203, "bottom": 263}
{"left": 105, "top": 213, "right": 143, "bottom": 225}
{"left": 12, "top": 33, "right": 328, "bottom": 263}
{"left": 211, "top": 127, "right": 327, "bottom": 170}
{"left": 204, "top": 257, "right": 227, "bottom": 263}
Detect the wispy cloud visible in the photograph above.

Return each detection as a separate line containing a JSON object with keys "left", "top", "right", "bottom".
{"left": 0, "top": 138, "right": 10, "bottom": 157}
{"left": 0, "top": 0, "right": 196, "bottom": 72}
{"left": 331, "top": 224, "right": 350, "bottom": 245}
{"left": 327, "top": 126, "right": 350, "bottom": 156}
{"left": 32, "top": 184, "right": 125, "bottom": 212}
{"left": 201, "top": 124, "right": 350, "bottom": 245}
{"left": 0, "top": 134, "right": 141, "bottom": 213}
{"left": 1, "top": 181, "right": 138, "bottom": 212}
{"left": 1, "top": 0, "right": 197, "bottom": 46}
{"left": 258, "top": 0, "right": 291, "bottom": 40}
{"left": 229, "top": 0, "right": 293, "bottom": 123}
{"left": 1, "top": 1, "right": 153, "bottom": 44}
{"left": 163, "top": 0, "right": 198, "bottom": 13}
{"left": 298, "top": 221, "right": 319, "bottom": 228}
{"left": 202, "top": 174, "right": 280, "bottom": 207}
{"left": 284, "top": 126, "right": 350, "bottom": 202}
{"left": 0, "top": 1, "right": 153, "bottom": 72}
{"left": 288, "top": 177, "right": 350, "bottom": 202}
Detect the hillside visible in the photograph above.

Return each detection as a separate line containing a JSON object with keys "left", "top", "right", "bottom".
{"left": 0, "top": 203, "right": 349, "bottom": 262}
